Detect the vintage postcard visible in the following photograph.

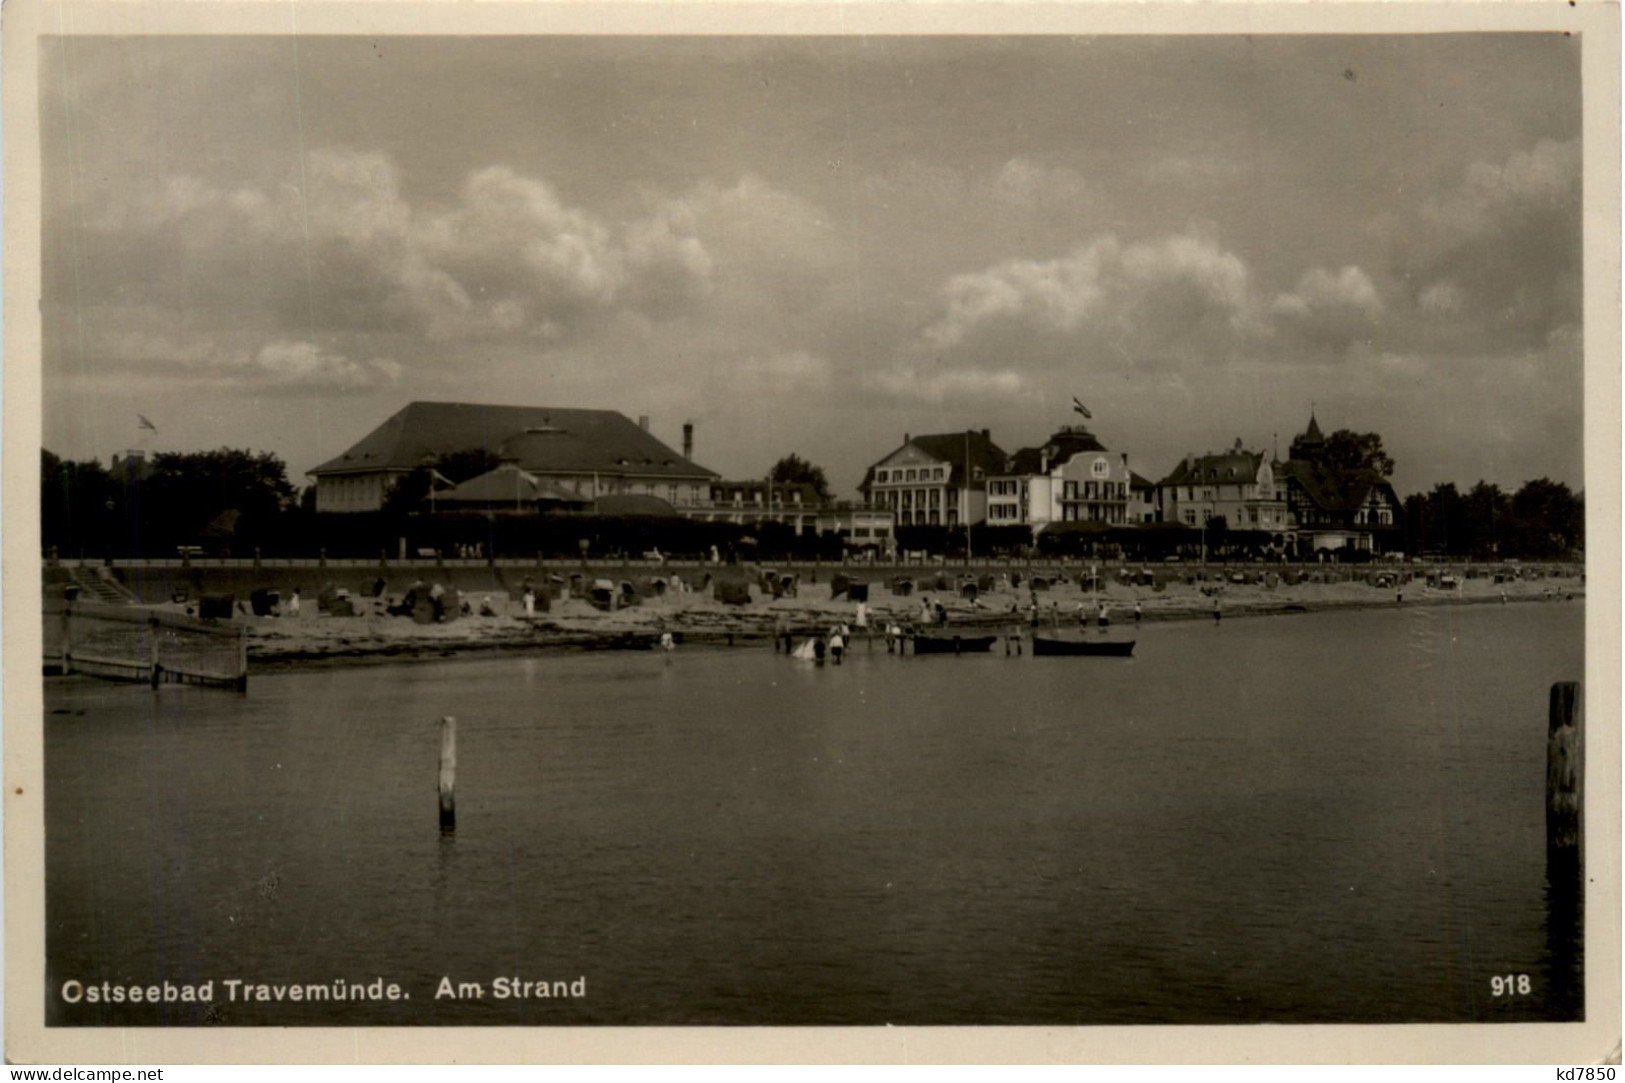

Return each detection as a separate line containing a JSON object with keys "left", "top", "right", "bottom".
{"left": 4, "top": 0, "right": 1619, "bottom": 1065}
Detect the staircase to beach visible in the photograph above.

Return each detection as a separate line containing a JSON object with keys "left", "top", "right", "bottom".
{"left": 68, "top": 565, "right": 139, "bottom": 605}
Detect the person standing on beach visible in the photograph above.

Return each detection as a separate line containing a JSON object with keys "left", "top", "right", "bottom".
{"left": 286, "top": 588, "right": 301, "bottom": 618}
{"left": 523, "top": 586, "right": 536, "bottom": 618}
{"left": 1134, "top": 600, "right": 1143, "bottom": 625}
{"left": 1212, "top": 595, "right": 1222, "bottom": 624}
{"left": 1097, "top": 601, "right": 1110, "bottom": 629}
{"left": 829, "top": 627, "right": 845, "bottom": 664}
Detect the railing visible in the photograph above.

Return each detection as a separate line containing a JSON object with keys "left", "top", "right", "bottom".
{"left": 45, "top": 600, "right": 247, "bottom": 690}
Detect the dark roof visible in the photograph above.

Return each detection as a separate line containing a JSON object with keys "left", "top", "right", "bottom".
{"left": 1277, "top": 460, "right": 1397, "bottom": 513}
{"left": 1300, "top": 412, "right": 1325, "bottom": 445}
{"left": 998, "top": 427, "right": 1108, "bottom": 477}
{"left": 592, "top": 493, "right": 681, "bottom": 518}
{"left": 1130, "top": 472, "right": 1155, "bottom": 490}
{"left": 437, "top": 464, "right": 590, "bottom": 507}
{"left": 901, "top": 430, "right": 1009, "bottom": 488}
{"left": 309, "top": 402, "right": 716, "bottom": 480}
{"left": 1159, "top": 450, "right": 1266, "bottom": 487}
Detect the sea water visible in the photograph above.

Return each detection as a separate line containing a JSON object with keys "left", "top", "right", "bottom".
{"left": 44, "top": 601, "right": 1585, "bottom": 1025}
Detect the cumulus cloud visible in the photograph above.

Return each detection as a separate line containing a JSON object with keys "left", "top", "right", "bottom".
{"left": 1270, "top": 265, "right": 1384, "bottom": 349}
{"left": 1403, "top": 137, "right": 1581, "bottom": 348}
{"left": 872, "top": 363, "right": 1033, "bottom": 403}
{"left": 253, "top": 340, "right": 404, "bottom": 388}
{"left": 923, "top": 232, "right": 1256, "bottom": 361}
{"left": 77, "top": 148, "right": 724, "bottom": 345}
{"left": 991, "top": 157, "right": 1088, "bottom": 207}
{"left": 88, "top": 329, "right": 402, "bottom": 392}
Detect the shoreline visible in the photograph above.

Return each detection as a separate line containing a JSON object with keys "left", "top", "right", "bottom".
{"left": 240, "top": 583, "right": 1583, "bottom": 673}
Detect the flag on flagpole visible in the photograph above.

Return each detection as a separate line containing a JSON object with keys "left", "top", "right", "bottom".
{"left": 137, "top": 414, "right": 157, "bottom": 432}
{"left": 1071, "top": 397, "right": 1092, "bottom": 419}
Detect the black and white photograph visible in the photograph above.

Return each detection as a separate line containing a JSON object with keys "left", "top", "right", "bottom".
{"left": 6, "top": 0, "right": 1619, "bottom": 1064}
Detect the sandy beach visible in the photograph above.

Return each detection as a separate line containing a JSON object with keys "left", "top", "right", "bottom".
{"left": 229, "top": 564, "right": 1584, "bottom": 669}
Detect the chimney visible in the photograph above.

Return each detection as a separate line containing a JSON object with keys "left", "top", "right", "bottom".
{"left": 904, "top": 433, "right": 910, "bottom": 444}
{"left": 682, "top": 422, "right": 694, "bottom": 461}
{"left": 638, "top": 415, "right": 650, "bottom": 432}
{"left": 981, "top": 428, "right": 990, "bottom": 440}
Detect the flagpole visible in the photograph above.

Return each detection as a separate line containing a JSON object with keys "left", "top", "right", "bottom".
{"left": 964, "top": 429, "right": 972, "bottom": 564}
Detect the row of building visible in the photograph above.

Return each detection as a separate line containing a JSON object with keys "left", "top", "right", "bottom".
{"left": 304, "top": 400, "right": 1402, "bottom": 555}
{"left": 854, "top": 412, "right": 1400, "bottom": 553}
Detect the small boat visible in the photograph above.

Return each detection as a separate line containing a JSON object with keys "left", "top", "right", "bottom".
{"left": 911, "top": 631, "right": 997, "bottom": 655}
{"left": 1031, "top": 633, "right": 1136, "bottom": 657}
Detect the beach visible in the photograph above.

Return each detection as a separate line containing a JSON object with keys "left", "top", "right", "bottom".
{"left": 209, "top": 563, "right": 1582, "bottom": 669}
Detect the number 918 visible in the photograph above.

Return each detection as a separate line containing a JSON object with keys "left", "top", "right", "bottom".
{"left": 1491, "top": 974, "right": 1532, "bottom": 996}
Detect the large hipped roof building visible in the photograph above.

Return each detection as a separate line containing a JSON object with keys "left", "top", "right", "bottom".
{"left": 308, "top": 401, "right": 717, "bottom": 513}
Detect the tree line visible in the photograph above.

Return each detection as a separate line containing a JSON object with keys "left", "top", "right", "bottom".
{"left": 41, "top": 440, "right": 1584, "bottom": 562}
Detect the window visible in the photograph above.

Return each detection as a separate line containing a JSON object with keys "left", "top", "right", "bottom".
{"left": 874, "top": 528, "right": 889, "bottom": 539}
{"left": 906, "top": 469, "right": 917, "bottom": 481}
{"left": 1091, "top": 458, "right": 1108, "bottom": 477}
{"left": 1184, "top": 510, "right": 1196, "bottom": 525}
{"left": 929, "top": 510, "right": 940, "bottom": 525}
{"left": 1064, "top": 481, "right": 1077, "bottom": 499}
{"left": 929, "top": 489, "right": 940, "bottom": 508}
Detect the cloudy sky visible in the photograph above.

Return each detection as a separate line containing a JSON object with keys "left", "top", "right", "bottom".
{"left": 41, "top": 33, "right": 1582, "bottom": 498}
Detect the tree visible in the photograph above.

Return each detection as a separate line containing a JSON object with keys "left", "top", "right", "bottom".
{"left": 1293, "top": 429, "right": 1395, "bottom": 477}
{"left": 1506, "top": 477, "right": 1583, "bottom": 558}
{"left": 769, "top": 453, "right": 832, "bottom": 501}
{"left": 141, "top": 448, "right": 298, "bottom": 555}
{"left": 436, "top": 448, "right": 505, "bottom": 484}
{"left": 1402, "top": 482, "right": 1465, "bottom": 556}
{"left": 1460, "top": 481, "right": 1509, "bottom": 559}
{"left": 41, "top": 449, "right": 118, "bottom": 557}
{"left": 377, "top": 448, "right": 505, "bottom": 517}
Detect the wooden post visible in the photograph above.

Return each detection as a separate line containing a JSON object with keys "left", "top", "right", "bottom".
{"left": 1547, "top": 681, "right": 1582, "bottom": 851}
{"left": 1546, "top": 681, "right": 1584, "bottom": 1017}
{"left": 59, "top": 602, "right": 73, "bottom": 675}
{"left": 438, "top": 715, "right": 457, "bottom": 834}
{"left": 236, "top": 624, "right": 248, "bottom": 692}
{"left": 148, "top": 616, "right": 161, "bottom": 688}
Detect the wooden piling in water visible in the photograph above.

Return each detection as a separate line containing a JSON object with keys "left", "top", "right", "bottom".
{"left": 148, "top": 615, "right": 161, "bottom": 688}
{"left": 1547, "top": 681, "right": 1582, "bottom": 851}
{"left": 1545, "top": 681, "right": 1584, "bottom": 1016}
{"left": 438, "top": 715, "right": 457, "bottom": 834}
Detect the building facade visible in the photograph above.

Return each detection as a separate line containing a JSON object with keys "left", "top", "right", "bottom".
{"left": 682, "top": 479, "right": 827, "bottom": 534}
{"left": 987, "top": 425, "right": 1133, "bottom": 531}
{"left": 1156, "top": 440, "right": 1290, "bottom": 536}
{"left": 1275, "top": 414, "right": 1403, "bottom": 554}
{"left": 858, "top": 430, "right": 1008, "bottom": 528}
{"left": 308, "top": 402, "right": 716, "bottom": 513}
